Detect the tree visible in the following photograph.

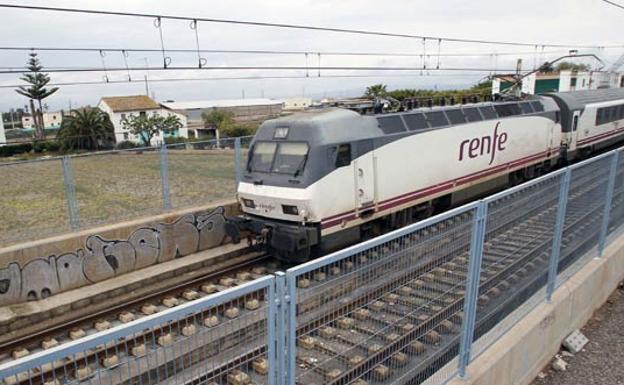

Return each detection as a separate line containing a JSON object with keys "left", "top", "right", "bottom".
{"left": 15, "top": 53, "right": 59, "bottom": 139}
{"left": 202, "top": 109, "right": 234, "bottom": 131}
{"left": 364, "top": 84, "right": 388, "bottom": 98}
{"left": 555, "top": 61, "right": 591, "bottom": 72}
{"left": 539, "top": 62, "right": 555, "bottom": 73}
{"left": 122, "top": 114, "right": 182, "bottom": 146}
{"left": 56, "top": 108, "right": 115, "bottom": 151}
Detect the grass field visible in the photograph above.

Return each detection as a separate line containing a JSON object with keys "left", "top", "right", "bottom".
{"left": 0, "top": 149, "right": 242, "bottom": 247}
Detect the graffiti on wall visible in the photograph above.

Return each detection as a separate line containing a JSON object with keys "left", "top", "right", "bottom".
{"left": 0, "top": 207, "right": 227, "bottom": 306}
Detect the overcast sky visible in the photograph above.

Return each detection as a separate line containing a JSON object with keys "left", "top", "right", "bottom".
{"left": 0, "top": 0, "right": 622, "bottom": 112}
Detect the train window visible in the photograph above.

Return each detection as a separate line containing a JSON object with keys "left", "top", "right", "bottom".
{"left": 377, "top": 116, "right": 407, "bottom": 134}
{"left": 494, "top": 103, "right": 522, "bottom": 117}
{"left": 335, "top": 144, "right": 351, "bottom": 168}
{"left": 445, "top": 109, "right": 466, "bottom": 124}
{"left": 619, "top": 105, "right": 624, "bottom": 119}
{"left": 519, "top": 102, "right": 534, "bottom": 114}
{"left": 530, "top": 101, "right": 545, "bottom": 112}
{"left": 248, "top": 141, "right": 277, "bottom": 173}
{"left": 272, "top": 142, "right": 309, "bottom": 175}
{"left": 403, "top": 113, "right": 429, "bottom": 130}
{"left": 425, "top": 111, "right": 449, "bottom": 128}
{"left": 596, "top": 108, "right": 604, "bottom": 125}
{"left": 478, "top": 105, "right": 498, "bottom": 120}
{"left": 611, "top": 107, "right": 619, "bottom": 122}
{"left": 462, "top": 107, "right": 483, "bottom": 122}
{"left": 573, "top": 115, "right": 579, "bottom": 131}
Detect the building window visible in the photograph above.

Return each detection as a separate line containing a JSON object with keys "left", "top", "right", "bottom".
{"left": 140, "top": 111, "right": 146, "bottom": 118}
{"left": 123, "top": 133, "right": 129, "bottom": 140}
{"left": 153, "top": 111, "right": 158, "bottom": 117}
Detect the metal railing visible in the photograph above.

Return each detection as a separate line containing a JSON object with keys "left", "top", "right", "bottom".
{"left": 0, "top": 136, "right": 253, "bottom": 247}
{"left": 1, "top": 147, "right": 623, "bottom": 385}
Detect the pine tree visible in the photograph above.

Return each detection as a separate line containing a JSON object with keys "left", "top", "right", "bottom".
{"left": 15, "top": 53, "right": 59, "bottom": 139}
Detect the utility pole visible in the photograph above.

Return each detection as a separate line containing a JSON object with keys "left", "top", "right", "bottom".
{"left": 515, "top": 59, "right": 523, "bottom": 97}
{"left": 143, "top": 57, "right": 150, "bottom": 96}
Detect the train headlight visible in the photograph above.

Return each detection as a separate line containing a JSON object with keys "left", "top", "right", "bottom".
{"left": 282, "top": 205, "right": 299, "bottom": 215}
{"left": 242, "top": 198, "right": 256, "bottom": 208}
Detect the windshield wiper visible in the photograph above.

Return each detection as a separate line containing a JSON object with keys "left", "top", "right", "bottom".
{"left": 293, "top": 155, "right": 308, "bottom": 178}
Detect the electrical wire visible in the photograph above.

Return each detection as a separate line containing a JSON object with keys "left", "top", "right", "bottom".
{"left": 0, "top": 46, "right": 579, "bottom": 57}
{"left": 0, "top": 65, "right": 526, "bottom": 75}
{"left": 0, "top": 72, "right": 486, "bottom": 89}
{"left": 0, "top": 3, "right": 617, "bottom": 49}
{"left": 599, "top": 0, "right": 624, "bottom": 10}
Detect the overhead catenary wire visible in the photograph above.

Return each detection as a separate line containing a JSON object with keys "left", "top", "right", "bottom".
{"left": 599, "top": 0, "right": 624, "bottom": 10}
{"left": 0, "top": 3, "right": 618, "bottom": 49}
{"left": 0, "top": 65, "right": 533, "bottom": 75}
{"left": 0, "top": 46, "right": 587, "bottom": 57}
{"left": 0, "top": 72, "right": 486, "bottom": 89}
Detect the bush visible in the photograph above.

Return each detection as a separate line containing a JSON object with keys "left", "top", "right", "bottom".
{"left": 116, "top": 140, "right": 138, "bottom": 149}
{"left": 222, "top": 124, "right": 257, "bottom": 137}
{"left": 164, "top": 136, "right": 188, "bottom": 145}
{"left": 0, "top": 143, "right": 33, "bottom": 157}
{"left": 32, "top": 141, "right": 61, "bottom": 153}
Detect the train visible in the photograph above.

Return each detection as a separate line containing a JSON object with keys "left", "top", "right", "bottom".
{"left": 231, "top": 88, "right": 624, "bottom": 262}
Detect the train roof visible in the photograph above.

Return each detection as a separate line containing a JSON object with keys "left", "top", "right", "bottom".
{"left": 255, "top": 98, "right": 558, "bottom": 146}
{"left": 543, "top": 88, "right": 624, "bottom": 111}
{"left": 255, "top": 108, "right": 380, "bottom": 145}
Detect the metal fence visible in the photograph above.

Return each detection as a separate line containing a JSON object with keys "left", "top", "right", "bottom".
{"left": 1, "top": 147, "right": 623, "bottom": 385}
{"left": 0, "top": 136, "right": 253, "bottom": 248}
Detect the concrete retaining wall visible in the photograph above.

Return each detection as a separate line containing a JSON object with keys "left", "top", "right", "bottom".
{"left": 0, "top": 199, "right": 240, "bottom": 306}
{"left": 447, "top": 232, "right": 624, "bottom": 385}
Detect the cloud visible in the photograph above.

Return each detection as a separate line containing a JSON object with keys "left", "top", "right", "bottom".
{"left": 0, "top": 0, "right": 621, "bottom": 110}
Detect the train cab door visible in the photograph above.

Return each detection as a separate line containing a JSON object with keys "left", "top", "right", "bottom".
{"left": 353, "top": 139, "right": 376, "bottom": 216}
{"left": 568, "top": 111, "right": 580, "bottom": 152}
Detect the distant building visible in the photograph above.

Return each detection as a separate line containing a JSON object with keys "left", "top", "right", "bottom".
{"left": 21, "top": 115, "right": 34, "bottom": 129}
{"left": 161, "top": 98, "right": 283, "bottom": 138}
{"left": 98, "top": 95, "right": 188, "bottom": 145}
{"left": 0, "top": 118, "right": 5, "bottom": 146}
{"left": 283, "top": 97, "right": 312, "bottom": 111}
{"left": 492, "top": 70, "right": 624, "bottom": 95}
{"left": 42, "top": 112, "right": 62, "bottom": 129}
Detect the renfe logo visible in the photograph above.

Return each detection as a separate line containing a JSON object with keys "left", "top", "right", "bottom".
{"left": 459, "top": 122, "right": 508, "bottom": 165}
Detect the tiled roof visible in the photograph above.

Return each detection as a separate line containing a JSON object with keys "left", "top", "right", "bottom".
{"left": 100, "top": 95, "right": 160, "bottom": 112}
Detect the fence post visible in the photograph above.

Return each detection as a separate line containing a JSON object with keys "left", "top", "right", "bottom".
{"left": 598, "top": 151, "right": 619, "bottom": 257}
{"left": 159, "top": 144, "right": 171, "bottom": 210}
{"left": 285, "top": 272, "right": 297, "bottom": 385}
{"left": 546, "top": 169, "right": 571, "bottom": 302}
{"left": 458, "top": 201, "right": 488, "bottom": 378}
{"left": 235, "top": 137, "right": 242, "bottom": 187}
{"left": 274, "top": 272, "right": 287, "bottom": 385}
{"left": 267, "top": 275, "right": 278, "bottom": 385}
{"left": 61, "top": 156, "right": 80, "bottom": 231}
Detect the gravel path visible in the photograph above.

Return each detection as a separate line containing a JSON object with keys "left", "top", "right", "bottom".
{"left": 531, "top": 281, "right": 624, "bottom": 385}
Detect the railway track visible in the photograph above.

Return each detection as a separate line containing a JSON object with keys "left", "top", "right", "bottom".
{"left": 0, "top": 251, "right": 282, "bottom": 385}
{"left": 1, "top": 153, "right": 621, "bottom": 385}
{"left": 290, "top": 158, "right": 615, "bottom": 385}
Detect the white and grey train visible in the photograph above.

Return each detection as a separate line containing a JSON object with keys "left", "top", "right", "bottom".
{"left": 233, "top": 88, "right": 624, "bottom": 262}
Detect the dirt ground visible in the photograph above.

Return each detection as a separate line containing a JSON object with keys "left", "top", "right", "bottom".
{"left": 0, "top": 149, "right": 242, "bottom": 247}
{"left": 531, "top": 281, "right": 624, "bottom": 385}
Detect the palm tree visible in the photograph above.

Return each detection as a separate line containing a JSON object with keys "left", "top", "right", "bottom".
{"left": 15, "top": 53, "right": 59, "bottom": 139}
{"left": 57, "top": 108, "right": 115, "bottom": 151}
{"left": 364, "top": 84, "right": 388, "bottom": 98}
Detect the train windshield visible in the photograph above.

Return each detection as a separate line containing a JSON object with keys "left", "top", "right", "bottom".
{"left": 248, "top": 141, "right": 309, "bottom": 176}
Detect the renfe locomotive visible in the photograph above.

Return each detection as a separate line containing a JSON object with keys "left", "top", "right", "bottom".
{"left": 234, "top": 88, "right": 624, "bottom": 261}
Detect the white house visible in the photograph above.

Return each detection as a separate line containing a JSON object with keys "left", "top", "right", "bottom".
{"left": 21, "top": 115, "right": 34, "bottom": 129}
{"left": 283, "top": 97, "right": 312, "bottom": 111}
{"left": 98, "top": 95, "right": 188, "bottom": 146}
{"left": 42, "top": 112, "right": 63, "bottom": 129}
